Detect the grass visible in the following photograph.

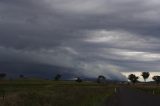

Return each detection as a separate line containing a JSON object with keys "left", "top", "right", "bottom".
{"left": 0, "top": 80, "right": 114, "bottom": 106}
{"left": 126, "top": 84, "right": 160, "bottom": 95}
{"left": 138, "top": 86, "right": 160, "bottom": 95}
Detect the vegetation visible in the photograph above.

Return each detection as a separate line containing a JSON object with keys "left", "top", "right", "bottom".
{"left": 128, "top": 74, "right": 139, "bottom": 84}
{"left": 75, "top": 77, "right": 82, "bottom": 83}
{"left": 141, "top": 72, "right": 150, "bottom": 82}
{"left": 54, "top": 74, "right": 62, "bottom": 81}
{"left": 19, "top": 74, "right": 24, "bottom": 79}
{"left": 127, "top": 72, "right": 160, "bottom": 84}
{"left": 131, "top": 84, "right": 160, "bottom": 95}
{"left": 0, "top": 80, "right": 114, "bottom": 106}
{"left": 152, "top": 76, "right": 160, "bottom": 84}
{"left": 97, "top": 75, "right": 106, "bottom": 83}
{"left": 1, "top": 72, "right": 160, "bottom": 106}
{"left": 0, "top": 73, "right": 6, "bottom": 80}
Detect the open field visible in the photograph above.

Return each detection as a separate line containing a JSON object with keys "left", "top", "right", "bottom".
{"left": 107, "top": 86, "right": 160, "bottom": 106}
{"left": 0, "top": 80, "right": 114, "bottom": 106}
{"left": 129, "top": 84, "right": 160, "bottom": 95}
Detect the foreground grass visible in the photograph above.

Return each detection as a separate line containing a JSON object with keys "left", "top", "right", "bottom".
{"left": 126, "top": 84, "right": 160, "bottom": 95}
{"left": 0, "top": 80, "right": 114, "bottom": 106}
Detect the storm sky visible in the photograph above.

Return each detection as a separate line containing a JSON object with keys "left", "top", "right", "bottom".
{"left": 1, "top": 0, "right": 160, "bottom": 80}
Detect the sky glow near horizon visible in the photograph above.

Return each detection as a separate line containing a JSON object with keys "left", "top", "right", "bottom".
{"left": 1, "top": 0, "right": 160, "bottom": 80}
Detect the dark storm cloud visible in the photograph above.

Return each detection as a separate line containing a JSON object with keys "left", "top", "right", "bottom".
{"left": 1, "top": 0, "right": 160, "bottom": 80}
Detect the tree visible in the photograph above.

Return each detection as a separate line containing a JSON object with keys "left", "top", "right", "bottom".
{"left": 0, "top": 73, "right": 6, "bottom": 80}
{"left": 0, "top": 73, "right": 7, "bottom": 79}
{"left": 141, "top": 72, "right": 150, "bottom": 82}
{"left": 97, "top": 75, "right": 106, "bottom": 83}
{"left": 54, "top": 74, "right": 61, "bottom": 81}
{"left": 75, "top": 77, "right": 82, "bottom": 83}
{"left": 128, "top": 74, "right": 139, "bottom": 84}
{"left": 152, "top": 76, "right": 160, "bottom": 84}
{"left": 19, "top": 74, "right": 24, "bottom": 79}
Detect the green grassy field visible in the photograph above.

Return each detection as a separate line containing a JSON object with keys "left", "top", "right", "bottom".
{"left": 0, "top": 80, "right": 114, "bottom": 106}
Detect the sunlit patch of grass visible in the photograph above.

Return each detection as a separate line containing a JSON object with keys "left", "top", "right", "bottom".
{"left": 0, "top": 80, "right": 114, "bottom": 106}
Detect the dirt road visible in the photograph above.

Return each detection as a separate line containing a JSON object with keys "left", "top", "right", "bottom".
{"left": 107, "top": 87, "right": 160, "bottom": 106}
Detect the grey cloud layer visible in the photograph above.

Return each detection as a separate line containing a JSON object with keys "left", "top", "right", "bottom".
{"left": 0, "top": 0, "right": 160, "bottom": 80}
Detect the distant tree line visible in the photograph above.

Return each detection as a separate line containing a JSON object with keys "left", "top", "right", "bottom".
{"left": 1, "top": 72, "right": 160, "bottom": 84}
{"left": 0, "top": 72, "right": 106, "bottom": 84}
{"left": 128, "top": 72, "right": 160, "bottom": 84}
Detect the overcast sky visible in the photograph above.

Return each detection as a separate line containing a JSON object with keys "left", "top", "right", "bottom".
{"left": 1, "top": 0, "right": 160, "bottom": 80}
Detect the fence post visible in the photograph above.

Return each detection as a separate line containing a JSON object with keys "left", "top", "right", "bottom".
{"left": 2, "top": 90, "right": 5, "bottom": 101}
{"left": 115, "top": 88, "right": 117, "bottom": 93}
